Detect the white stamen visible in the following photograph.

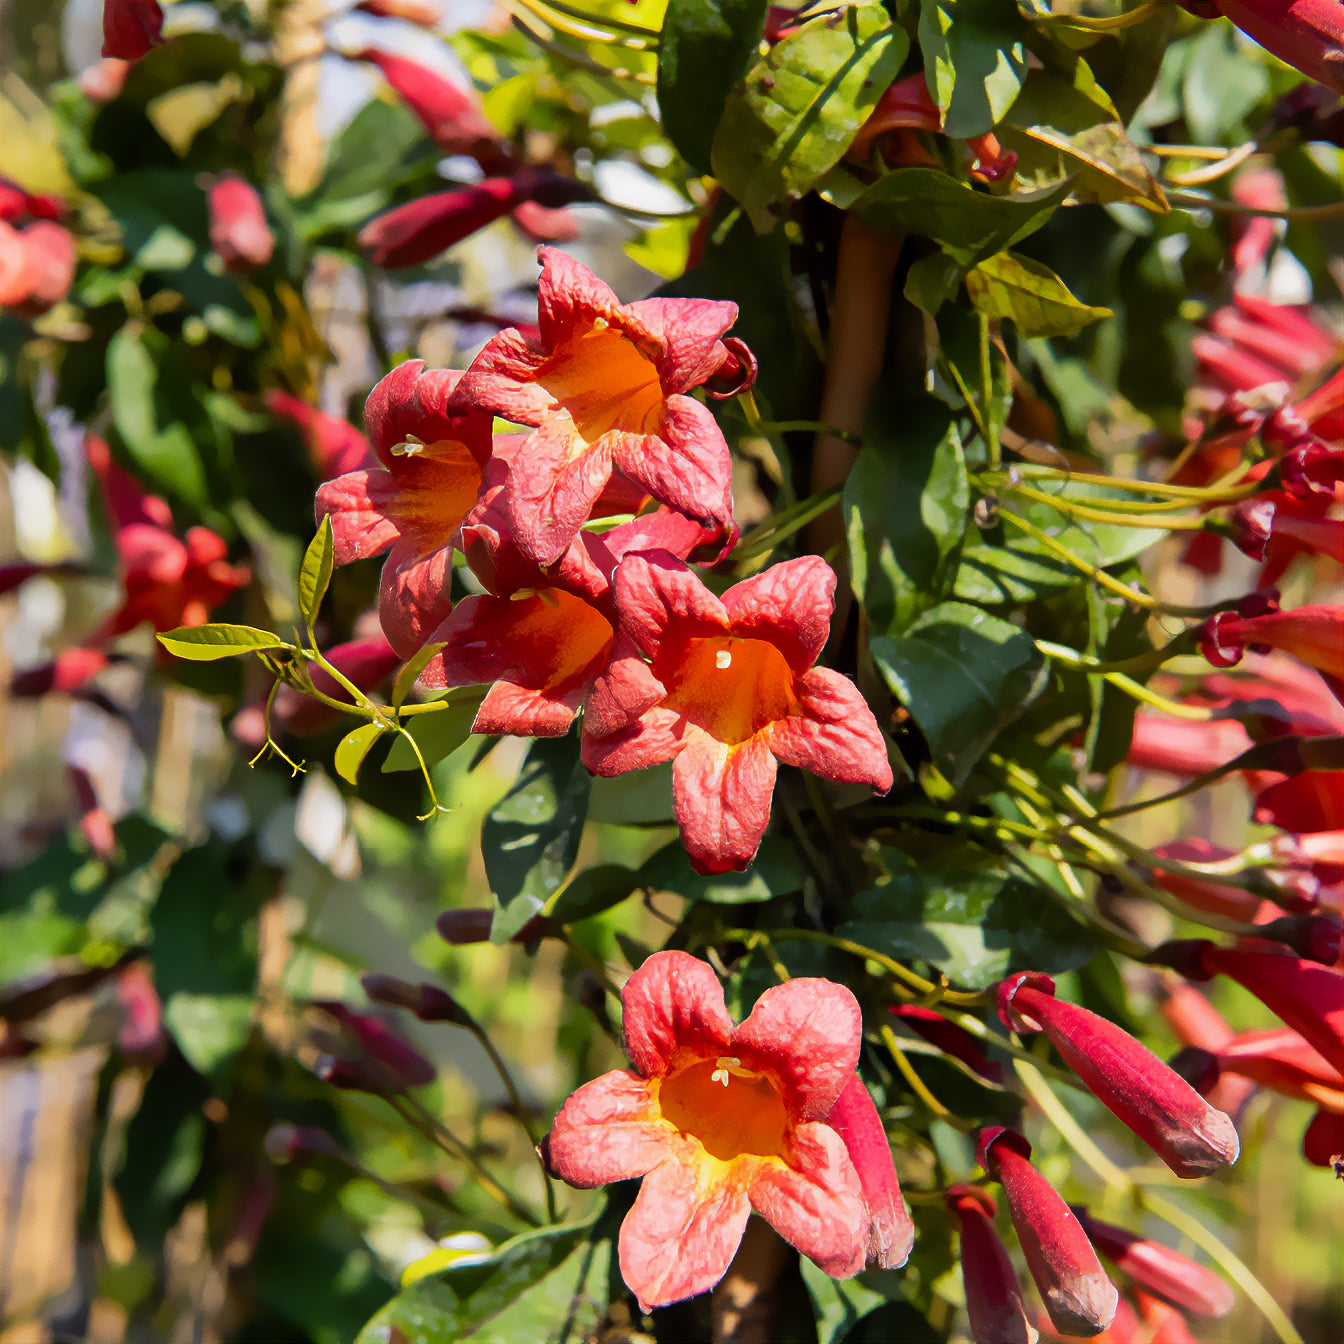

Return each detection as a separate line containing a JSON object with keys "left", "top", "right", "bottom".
{"left": 715, "top": 648, "right": 732, "bottom": 670}
{"left": 390, "top": 433, "right": 426, "bottom": 457}
{"left": 592, "top": 316, "right": 608, "bottom": 330}
{"left": 711, "top": 1067, "right": 730, "bottom": 1086}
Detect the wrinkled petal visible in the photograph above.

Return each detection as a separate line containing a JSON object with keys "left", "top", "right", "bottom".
{"left": 452, "top": 326, "right": 554, "bottom": 426}
{"left": 747, "top": 1123, "right": 867, "bottom": 1280}
{"left": 612, "top": 395, "right": 734, "bottom": 536}
{"left": 474, "top": 679, "right": 581, "bottom": 736}
{"left": 624, "top": 295, "right": 740, "bottom": 394}
{"left": 545, "top": 1069, "right": 667, "bottom": 1187}
{"left": 618, "top": 1158, "right": 750, "bottom": 1312}
{"left": 316, "top": 469, "right": 402, "bottom": 563}
{"left": 583, "top": 633, "right": 667, "bottom": 739}
{"left": 734, "top": 979, "right": 862, "bottom": 1121}
{"left": 536, "top": 244, "right": 628, "bottom": 346}
{"left": 768, "top": 667, "right": 893, "bottom": 792}
{"left": 604, "top": 507, "right": 725, "bottom": 568}
{"left": 672, "top": 730, "right": 777, "bottom": 875}
{"left": 620, "top": 949, "right": 734, "bottom": 1078}
{"left": 379, "top": 536, "right": 453, "bottom": 659}
{"left": 364, "top": 360, "right": 491, "bottom": 469}
{"left": 614, "top": 552, "right": 728, "bottom": 664}
{"left": 581, "top": 706, "right": 685, "bottom": 777}
{"left": 722, "top": 556, "right": 836, "bottom": 674}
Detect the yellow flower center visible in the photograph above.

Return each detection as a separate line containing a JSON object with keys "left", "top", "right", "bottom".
{"left": 537, "top": 323, "right": 665, "bottom": 444}
{"left": 660, "top": 635, "right": 798, "bottom": 745}
{"left": 656, "top": 1057, "right": 789, "bottom": 1163}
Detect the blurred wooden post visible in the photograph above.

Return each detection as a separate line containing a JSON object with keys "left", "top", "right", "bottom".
{"left": 274, "top": 0, "right": 328, "bottom": 199}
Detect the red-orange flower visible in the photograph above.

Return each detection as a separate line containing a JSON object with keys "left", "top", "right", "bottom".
{"left": 207, "top": 173, "right": 273, "bottom": 273}
{"left": 583, "top": 553, "right": 893, "bottom": 873}
{"left": 450, "top": 247, "right": 743, "bottom": 565}
{"left": 545, "top": 951, "right": 868, "bottom": 1310}
{"left": 1200, "top": 600, "right": 1344, "bottom": 681}
{"left": 315, "top": 361, "right": 492, "bottom": 657}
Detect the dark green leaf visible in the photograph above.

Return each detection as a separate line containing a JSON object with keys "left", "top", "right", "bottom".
{"left": 966, "top": 250, "right": 1112, "bottom": 337}
{"left": 381, "top": 696, "right": 481, "bottom": 773}
{"left": 870, "top": 601, "right": 1046, "bottom": 785}
{"left": 546, "top": 863, "right": 643, "bottom": 922}
{"left": 845, "top": 399, "right": 968, "bottom": 635}
{"left": 483, "top": 737, "right": 590, "bottom": 942}
{"left": 837, "top": 851, "right": 1094, "bottom": 989}
{"left": 106, "top": 326, "right": 209, "bottom": 508}
{"left": 1005, "top": 479, "right": 1159, "bottom": 569}
{"left": 952, "top": 542, "right": 1080, "bottom": 603}
{"left": 712, "top": 2, "right": 907, "bottom": 232}
{"left": 851, "top": 169, "right": 1072, "bottom": 266}
{"left": 297, "top": 517, "right": 335, "bottom": 630}
{"left": 354, "top": 1220, "right": 608, "bottom": 1344}
{"left": 158, "top": 624, "right": 289, "bottom": 660}
{"left": 334, "top": 723, "right": 386, "bottom": 785}
{"left": 903, "top": 251, "right": 963, "bottom": 315}
{"left": 639, "top": 833, "right": 806, "bottom": 904}
{"left": 659, "top": 0, "right": 771, "bottom": 174}
{"left": 918, "top": 0, "right": 1029, "bottom": 137}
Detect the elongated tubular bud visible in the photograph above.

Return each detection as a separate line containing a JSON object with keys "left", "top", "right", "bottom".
{"left": 1214, "top": 0, "right": 1344, "bottom": 94}
{"left": 946, "top": 1184, "right": 1038, "bottom": 1344}
{"left": 978, "top": 1129, "right": 1117, "bottom": 1337}
{"left": 1075, "top": 1210, "right": 1235, "bottom": 1319}
{"left": 997, "top": 973, "right": 1239, "bottom": 1178}
{"left": 826, "top": 1074, "right": 914, "bottom": 1268}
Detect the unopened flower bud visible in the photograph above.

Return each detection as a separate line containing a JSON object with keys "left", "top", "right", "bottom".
{"left": 997, "top": 972, "right": 1239, "bottom": 1178}
{"left": 977, "top": 1128, "right": 1117, "bottom": 1337}
{"left": 889, "top": 1004, "right": 1003, "bottom": 1082}
{"left": 360, "top": 972, "right": 473, "bottom": 1027}
{"left": 945, "top": 1184, "right": 1037, "bottom": 1344}
{"left": 827, "top": 1074, "right": 914, "bottom": 1269}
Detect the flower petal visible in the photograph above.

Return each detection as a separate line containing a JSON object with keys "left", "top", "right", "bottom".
{"left": 672, "top": 730, "right": 777, "bottom": 874}
{"left": 733, "top": 979, "right": 862, "bottom": 1121}
{"left": 624, "top": 295, "right": 740, "bottom": 394}
{"left": 582, "top": 633, "right": 667, "bottom": 739}
{"left": 452, "top": 326, "right": 554, "bottom": 427}
{"left": 603, "top": 507, "right": 725, "bottom": 568}
{"left": 611, "top": 395, "right": 734, "bottom": 536}
{"left": 618, "top": 1158, "right": 750, "bottom": 1312}
{"left": 722, "top": 556, "right": 836, "bottom": 673}
{"left": 620, "top": 949, "right": 734, "bottom": 1078}
{"left": 316, "top": 470, "right": 402, "bottom": 564}
{"left": 747, "top": 1123, "right": 867, "bottom": 1280}
{"left": 545, "top": 1069, "right": 668, "bottom": 1187}
{"left": 505, "top": 415, "right": 616, "bottom": 565}
{"left": 536, "top": 245, "right": 626, "bottom": 346}
{"left": 364, "top": 360, "right": 492, "bottom": 469}
{"left": 613, "top": 553, "right": 728, "bottom": 665}
{"left": 768, "top": 668, "right": 894, "bottom": 792}
{"left": 474, "top": 679, "right": 581, "bottom": 736}
{"left": 581, "top": 706, "right": 685, "bottom": 776}
{"left": 378, "top": 535, "right": 454, "bottom": 659}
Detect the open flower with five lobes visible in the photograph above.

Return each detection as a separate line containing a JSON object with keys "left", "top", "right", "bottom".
{"left": 449, "top": 247, "right": 744, "bottom": 566}
{"left": 544, "top": 951, "right": 869, "bottom": 1311}
{"left": 315, "top": 360, "right": 492, "bottom": 657}
{"left": 583, "top": 552, "right": 893, "bottom": 873}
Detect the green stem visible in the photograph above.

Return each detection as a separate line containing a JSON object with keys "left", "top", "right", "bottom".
{"left": 1036, "top": 636, "right": 1194, "bottom": 676}
{"left": 979, "top": 314, "right": 1000, "bottom": 471}
{"left": 1009, "top": 482, "right": 1206, "bottom": 530}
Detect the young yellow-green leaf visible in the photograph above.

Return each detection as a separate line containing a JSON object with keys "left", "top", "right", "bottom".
{"left": 381, "top": 693, "right": 483, "bottom": 772}
{"left": 297, "top": 517, "right": 335, "bottom": 631}
{"left": 158, "top": 624, "right": 291, "bottom": 661}
{"left": 711, "top": 1, "right": 907, "bottom": 233}
{"left": 334, "top": 722, "right": 386, "bottom": 785}
{"left": 391, "top": 642, "right": 446, "bottom": 710}
{"left": 966, "top": 250, "right": 1112, "bottom": 337}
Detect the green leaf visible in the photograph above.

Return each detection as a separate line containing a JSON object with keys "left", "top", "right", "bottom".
{"left": 162, "top": 993, "right": 254, "bottom": 1075}
{"left": 158, "top": 624, "right": 290, "bottom": 660}
{"left": 870, "top": 601, "right": 1046, "bottom": 785}
{"left": 1000, "top": 60, "right": 1166, "bottom": 208}
{"left": 381, "top": 696, "right": 480, "bottom": 773}
{"left": 837, "top": 851, "right": 1095, "bottom": 989}
{"left": 639, "top": 832, "right": 806, "bottom": 904}
{"left": 903, "top": 251, "right": 963, "bottom": 315}
{"left": 483, "top": 737, "right": 590, "bottom": 942}
{"left": 334, "top": 722, "right": 385, "bottom": 786}
{"left": 297, "top": 517, "right": 335, "bottom": 631}
{"left": 846, "top": 399, "right": 968, "bottom": 635}
{"left": 546, "top": 863, "right": 643, "bottom": 922}
{"left": 106, "top": 326, "right": 209, "bottom": 509}
{"left": 918, "top": 0, "right": 1028, "bottom": 137}
{"left": 966, "top": 250, "right": 1112, "bottom": 337}
{"left": 712, "top": 2, "right": 907, "bottom": 232}
{"left": 355, "top": 1220, "right": 609, "bottom": 1344}
{"left": 952, "top": 542, "right": 1080, "bottom": 603}
{"left": 659, "top": 0, "right": 771, "bottom": 175}
{"left": 1007, "top": 479, "right": 1159, "bottom": 569}
{"left": 851, "top": 169, "right": 1072, "bottom": 266}
{"left": 392, "top": 641, "right": 445, "bottom": 709}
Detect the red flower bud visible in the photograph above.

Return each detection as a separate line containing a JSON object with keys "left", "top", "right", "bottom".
{"left": 703, "top": 336, "right": 759, "bottom": 400}
{"left": 997, "top": 973, "right": 1240, "bottom": 1178}
{"left": 11, "top": 648, "right": 113, "bottom": 698}
{"left": 1256, "top": 770, "right": 1344, "bottom": 834}
{"left": 360, "top": 179, "right": 528, "bottom": 269}
{"left": 435, "top": 907, "right": 554, "bottom": 945}
{"left": 826, "top": 1074, "right": 914, "bottom": 1269}
{"left": 1134, "top": 1291, "right": 1198, "bottom": 1344}
{"left": 102, "top": 0, "right": 164, "bottom": 60}
{"left": 977, "top": 1129, "right": 1118, "bottom": 1336}
{"left": 208, "top": 174, "right": 274, "bottom": 273}
{"left": 357, "top": 48, "right": 507, "bottom": 165}
{"left": 1147, "top": 841, "right": 1262, "bottom": 924}
{"left": 1126, "top": 715, "right": 1253, "bottom": 777}
{"left": 889, "top": 1004, "right": 1003, "bottom": 1082}
{"left": 79, "top": 57, "right": 132, "bottom": 103}
{"left": 264, "top": 390, "right": 371, "bottom": 479}
{"left": 1213, "top": 1026, "right": 1344, "bottom": 1110}
{"left": 116, "top": 959, "right": 166, "bottom": 1062}
{"left": 1201, "top": 602, "right": 1344, "bottom": 681}
{"left": 510, "top": 199, "right": 580, "bottom": 243}
{"left": 1211, "top": 0, "right": 1344, "bottom": 94}
{"left": 945, "top": 1184, "right": 1037, "bottom": 1344}
{"left": 1076, "top": 1211, "right": 1235, "bottom": 1319}
{"left": 315, "top": 1002, "right": 436, "bottom": 1091}
{"left": 360, "top": 973, "right": 473, "bottom": 1027}
{"left": 1302, "top": 1106, "right": 1344, "bottom": 1168}
{"left": 355, "top": 0, "right": 442, "bottom": 24}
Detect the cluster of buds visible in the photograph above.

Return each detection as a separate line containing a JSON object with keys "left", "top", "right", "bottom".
{"left": 311, "top": 246, "right": 894, "bottom": 872}
{"left": 0, "top": 179, "right": 75, "bottom": 318}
